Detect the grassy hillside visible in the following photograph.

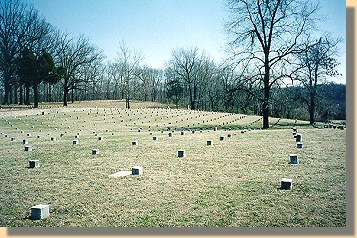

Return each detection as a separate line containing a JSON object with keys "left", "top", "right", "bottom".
{"left": 0, "top": 101, "right": 346, "bottom": 227}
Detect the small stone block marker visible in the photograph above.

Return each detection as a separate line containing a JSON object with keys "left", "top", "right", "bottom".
{"left": 219, "top": 136, "right": 225, "bottom": 141}
{"left": 207, "top": 140, "right": 213, "bottom": 146}
{"left": 30, "top": 204, "right": 50, "bottom": 220}
{"left": 92, "top": 149, "right": 99, "bottom": 155}
{"left": 289, "top": 154, "right": 298, "bottom": 164}
{"left": 181, "top": 131, "right": 185, "bottom": 135}
{"left": 177, "top": 150, "right": 185, "bottom": 158}
{"left": 297, "top": 143, "right": 303, "bottom": 149}
{"left": 132, "top": 141, "right": 138, "bottom": 146}
{"left": 280, "top": 178, "right": 293, "bottom": 190}
{"left": 25, "top": 146, "right": 32, "bottom": 152}
{"left": 73, "top": 140, "right": 79, "bottom": 145}
{"left": 153, "top": 136, "right": 157, "bottom": 141}
{"left": 296, "top": 134, "right": 302, "bottom": 142}
{"left": 23, "top": 139, "right": 28, "bottom": 145}
{"left": 132, "top": 166, "right": 143, "bottom": 175}
{"left": 29, "top": 160, "right": 40, "bottom": 168}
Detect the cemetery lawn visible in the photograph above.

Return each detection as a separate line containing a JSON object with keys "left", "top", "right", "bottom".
{"left": 0, "top": 101, "right": 346, "bottom": 227}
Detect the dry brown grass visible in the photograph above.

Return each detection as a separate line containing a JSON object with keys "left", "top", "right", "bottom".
{"left": 0, "top": 101, "right": 346, "bottom": 227}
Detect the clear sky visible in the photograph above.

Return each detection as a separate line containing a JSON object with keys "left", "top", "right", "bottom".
{"left": 27, "top": 0, "right": 346, "bottom": 83}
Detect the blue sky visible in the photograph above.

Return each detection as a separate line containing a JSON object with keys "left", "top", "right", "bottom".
{"left": 28, "top": 0, "right": 346, "bottom": 83}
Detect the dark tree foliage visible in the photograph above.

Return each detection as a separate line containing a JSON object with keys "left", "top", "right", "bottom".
{"left": 17, "top": 48, "right": 59, "bottom": 108}
{"left": 17, "top": 48, "right": 37, "bottom": 105}
{"left": 166, "top": 79, "right": 183, "bottom": 109}
{"left": 269, "top": 83, "right": 346, "bottom": 122}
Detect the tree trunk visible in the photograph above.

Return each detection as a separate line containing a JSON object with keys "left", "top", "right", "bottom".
{"left": 9, "top": 84, "right": 13, "bottom": 105}
{"left": 25, "top": 85, "right": 30, "bottom": 105}
{"left": 193, "top": 84, "right": 198, "bottom": 110}
{"left": 63, "top": 88, "right": 68, "bottom": 106}
{"left": 188, "top": 84, "right": 195, "bottom": 110}
{"left": 309, "top": 86, "right": 316, "bottom": 125}
{"left": 175, "top": 94, "right": 179, "bottom": 109}
{"left": 63, "top": 77, "right": 69, "bottom": 106}
{"left": 262, "top": 59, "right": 270, "bottom": 129}
{"left": 48, "top": 83, "right": 52, "bottom": 102}
{"left": 33, "top": 83, "right": 39, "bottom": 108}
{"left": 309, "top": 97, "right": 315, "bottom": 124}
{"left": 19, "top": 84, "right": 23, "bottom": 105}
{"left": 14, "top": 84, "right": 18, "bottom": 104}
{"left": 126, "top": 97, "right": 130, "bottom": 109}
{"left": 71, "top": 88, "right": 74, "bottom": 103}
{"left": 2, "top": 73, "right": 11, "bottom": 105}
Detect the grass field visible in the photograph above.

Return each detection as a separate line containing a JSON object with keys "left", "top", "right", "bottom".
{"left": 0, "top": 100, "right": 346, "bottom": 227}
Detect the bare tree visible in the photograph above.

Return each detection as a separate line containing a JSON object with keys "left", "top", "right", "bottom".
{"left": 54, "top": 33, "right": 103, "bottom": 106}
{"left": 106, "top": 61, "right": 122, "bottom": 100}
{"left": 114, "top": 41, "right": 142, "bottom": 109}
{"left": 195, "top": 56, "right": 216, "bottom": 110}
{"left": 295, "top": 35, "right": 341, "bottom": 124}
{"left": 136, "top": 66, "right": 162, "bottom": 102}
{"left": 225, "top": 0, "right": 319, "bottom": 128}
{"left": 167, "top": 47, "right": 203, "bottom": 110}
{"left": 77, "top": 58, "right": 105, "bottom": 101}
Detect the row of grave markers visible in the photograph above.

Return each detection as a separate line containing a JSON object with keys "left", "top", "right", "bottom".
{"left": 281, "top": 126, "right": 303, "bottom": 190}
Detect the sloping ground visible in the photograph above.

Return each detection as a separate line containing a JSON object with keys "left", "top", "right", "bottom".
{"left": 0, "top": 102, "right": 346, "bottom": 227}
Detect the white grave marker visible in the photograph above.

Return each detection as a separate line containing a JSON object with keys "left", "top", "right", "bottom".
{"left": 25, "top": 146, "right": 32, "bottom": 152}
{"left": 29, "top": 160, "right": 40, "bottom": 168}
{"left": 30, "top": 204, "right": 49, "bottom": 220}
{"left": 280, "top": 178, "right": 293, "bottom": 190}
{"left": 289, "top": 154, "right": 298, "bottom": 164}
{"left": 132, "top": 166, "right": 143, "bottom": 175}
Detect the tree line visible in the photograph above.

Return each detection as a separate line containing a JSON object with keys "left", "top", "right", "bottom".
{"left": 0, "top": 0, "right": 345, "bottom": 127}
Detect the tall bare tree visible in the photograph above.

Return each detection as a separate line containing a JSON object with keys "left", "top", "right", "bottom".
{"left": 167, "top": 47, "right": 203, "bottom": 110}
{"left": 54, "top": 33, "right": 103, "bottom": 106}
{"left": 225, "top": 0, "right": 319, "bottom": 128}
{"left": 296, "top": 35, "right": 341, "bottom": 124}
{"left": 114, "top": 41, "right": 142, "bottom": 109}
{"left": 76, "top": 58, "right": 105, "bottom": 101}
{"left": 106, "top": 61, "right": 121, "bottom": 100}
